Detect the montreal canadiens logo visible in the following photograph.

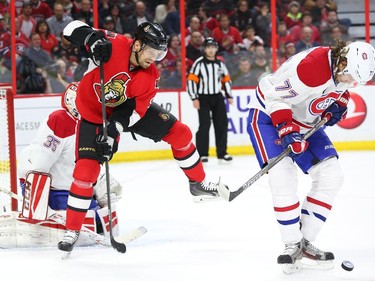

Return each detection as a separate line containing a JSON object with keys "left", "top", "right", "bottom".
{"left": 94, "top": 72, "right": 130, "bottom": 107}
{"left": 337, "top": 92, "right": 367, "bottom": 129}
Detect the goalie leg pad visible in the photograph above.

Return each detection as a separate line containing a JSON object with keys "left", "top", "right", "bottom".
{"left": 22, "top": 171, "right": 52, "bottom": 220}
{"left": 96, "top": 205, "right": 119, "bottom": 237}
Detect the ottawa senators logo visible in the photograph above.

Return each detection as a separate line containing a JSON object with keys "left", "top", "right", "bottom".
{"left": 159, "top": 112, "right": 170, "bottom": 121}
{"left": 94, "top": 72, "right": 130, "bottom": 107}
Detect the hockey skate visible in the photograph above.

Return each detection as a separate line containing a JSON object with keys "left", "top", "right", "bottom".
{"left": 189, "top": 180, "right": 221, "bottom": 202}
{"left": 218, "top": 154, "right": 233, "bottom": 164}
{"left": 300, "top": 238, "right": 335, "bottom": 270}
{"left": 277, "top": 241, "right": 303, "bottom": 274}
{"left": 58, "top": 229, "right": 80, "bottom": 253}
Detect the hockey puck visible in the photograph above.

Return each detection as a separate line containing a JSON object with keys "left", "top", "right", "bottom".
{"left": 341, "top": 260, "right": 354, "bottom": 271}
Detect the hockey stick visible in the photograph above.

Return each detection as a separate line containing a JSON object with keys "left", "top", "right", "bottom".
{"left": 99, "top": 61, "right": 126, "bottom": 253}
{"left": 0, "top": 187, "right": 147, "bottom": 248}
{"left": 218, "top": 117, "right": 328, "bottom": 202}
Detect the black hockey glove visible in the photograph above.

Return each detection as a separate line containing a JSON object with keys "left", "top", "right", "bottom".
{"left": 86, "top": 31, "right": 112, "bottom": 65}
{"left": 96, "top": 121, "right": 120, "bottom": 162}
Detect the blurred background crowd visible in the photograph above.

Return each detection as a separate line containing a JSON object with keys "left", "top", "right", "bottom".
{"left": 0, "top": 0, "right": 356, "bottom": 94}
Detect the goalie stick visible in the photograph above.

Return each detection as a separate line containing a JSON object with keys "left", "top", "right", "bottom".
{"left": 0, "top": 188, "right": 147, "bottom": 249}
{"left": 217, "top": 117, "right": 328, "bottom": 202}
{"left": 99, "top": 60, "right": 126, "bottom": 253}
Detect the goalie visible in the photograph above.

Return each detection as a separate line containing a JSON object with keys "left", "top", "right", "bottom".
{"left": 0, "top": 83, "right": 123, "bottom": 248}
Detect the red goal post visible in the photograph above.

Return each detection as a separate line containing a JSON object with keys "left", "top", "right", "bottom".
{"left": 0, "top": 84, "right": 18, "bottom": 212}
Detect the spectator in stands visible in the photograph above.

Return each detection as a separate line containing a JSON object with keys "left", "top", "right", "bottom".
{"left": 232, "top": 57, "right": 258, "bottom": 87}
{"left": 185, "top": 15, "right": 204, "bottom": 46}
{"left": 154, "top": 0, "right": 176, "bottom": 26}
{"left": 211, "top": 13, "right": 244, "bottom": 55}
{"left": 186, "top": 30, "right": 204, "bottom": 64}
{"left": 72, "top": 0, "right": 93, "bottom": 26}
{"left": 160, "top": 58, "right": 182, "bottom": 89}
{"left": 304, "top": 0, "right": 337, "bottom": 28}
{"left": 279, "top": 41, "right": 296, "bottom": 65}
{"left": 230, "top": 0, "right": 256, "bottom": 34}
{"left": 106, "top": 4, "right": 127, "bottom": 34}
{"left": 46, "top": 2, "right": 73, "bottom": 42}
{"left": 24, "top": 32, "right": 53, "bottom": 68}
{"left": 123, "top": 1, "right": 153, "bottom": 35}
{"left": 161, "top": 33, "right": 180, "bottom": 72}
{"left": 101, "top": 15, "right": 116, "bottom": 32}
{"left": 327, "top": 26, "right": 352, "bottom": 46}
{"left": 161, "top": 5, "right": 180, "bottom": 36}
{"left": 242, "top": 25, "right": 264, "bottom": 52}
{"left": 255, "top": 2, "right": 272, "bottom": 47}
{"left": 284, "top": 1, "right": 302, "bottom": 30}
{"left": 197, "top": 3, "right": 219, "bottom": 38}
{"left": 46, "top": 58, "right": 73, "bottom": 93}
{"left": 36, "top": 19, "right": 59, "bottom": 54}
{"left": 289, "top": 11, "right": 321, "bottom": 44}
{"left": 295, "top": 26, "right": 320, "bottom": 53}
{"left": 57, "top": 0, "right": 79, "bottom": 16}
{"left": 203, "top": 0, "right": 235, "bottom": 19}
{"left": 17, "top": 1, "right": 37, "bottom": 39}
{"left": 51, "top": 31, "right": 83, "bottom": 79}
{"left": 276, "top": 21, "right": 292, "bottom": 58}
{"left": 251, "top": 44, "right": 270, "bottom": 81}
{"left": 30, "top": 0, "right": 52, "bottom": 22}
{"left": 0, "top": 0, "right": 9, "bottom": 22}
{"left": 320, "top": 9, "right": 351, "bottom": 46}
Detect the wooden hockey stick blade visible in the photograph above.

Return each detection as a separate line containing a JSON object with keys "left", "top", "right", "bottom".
{"left": 220, "top": 118, "right": 328, "bottom": 202}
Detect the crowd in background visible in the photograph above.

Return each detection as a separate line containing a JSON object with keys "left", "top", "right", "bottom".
{"left": 0, "top": 0, "right": 353, "bottom": 93}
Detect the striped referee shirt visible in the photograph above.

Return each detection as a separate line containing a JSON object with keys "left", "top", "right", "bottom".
{"left": 187, "top": 56, "right": 232, "bottom": 100}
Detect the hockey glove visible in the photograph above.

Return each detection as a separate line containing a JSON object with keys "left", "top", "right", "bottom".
{"left": 322, "top": 91, "right": 350, "bottom": 126}
{"left": 94, "top": 173, "right": 123, "bottom": 207}
{"left": 276, "top": 122, "right": 308, "bottom": 159}
{"left": 86, "top": 31, "right": 112, "bottom": 65}
{"left": 96, "top": 121, "right": 120, "bottom": 162}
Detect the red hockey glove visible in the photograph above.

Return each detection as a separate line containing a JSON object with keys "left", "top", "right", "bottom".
{"left": 96, "top": 121, "right": 120, "bottom": 162}
{"left": 276, "top": 122, "right": 309, "bottom": 159}
{"left": 322, "top": 91, "right": 350, "bottom": 126}
{"left": 86, "top": 31, "right": 112, "bottom": 65}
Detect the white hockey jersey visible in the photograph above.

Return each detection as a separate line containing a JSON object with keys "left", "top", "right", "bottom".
{"left": 248, "top": 47, "right": 350, "bottom": 132}
{"left": 17, "top": 109, "right": 78, "bottom": 191}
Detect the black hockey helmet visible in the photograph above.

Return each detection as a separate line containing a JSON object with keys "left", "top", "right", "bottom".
{"left": 203, "top": 37, "right": 218, "bottom": 49}
{"left": 134, "top": 22, "right": 168, "bottom": 52}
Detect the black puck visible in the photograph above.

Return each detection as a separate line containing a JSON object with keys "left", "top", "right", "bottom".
{"left": 341, "top": 260, "right": 354, "bottom": 271}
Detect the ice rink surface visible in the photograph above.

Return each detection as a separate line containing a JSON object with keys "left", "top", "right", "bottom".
{"left": 1, "top": 151, "right": 374, "bottom": 281}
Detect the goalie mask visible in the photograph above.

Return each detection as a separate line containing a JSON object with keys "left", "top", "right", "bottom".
{"left": 341, "top": 42, "right": 375, "bottom": 85}
{"left": 62, "top": 83, "right": 79, "bottom": 119}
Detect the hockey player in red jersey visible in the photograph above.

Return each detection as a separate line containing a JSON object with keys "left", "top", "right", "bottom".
{"left": 246, "top": 40, "right": 375, "bottom": 273}
{"left": 58, "top": 20, "right": 226, "bottom": 253}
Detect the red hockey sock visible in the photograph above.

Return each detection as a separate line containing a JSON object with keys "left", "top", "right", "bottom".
{"left": 66, "top": 181, "right": 93, "bottom": 231}
{"left": 172, "top": 142, "right": 205, "bottom": 183}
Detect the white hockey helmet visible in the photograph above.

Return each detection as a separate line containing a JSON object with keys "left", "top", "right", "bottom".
{"left": 61, "top": 83, "right": 79, "bottom": 119}
{"left": 342, "top": 41, "right": 375, "bottom": 85}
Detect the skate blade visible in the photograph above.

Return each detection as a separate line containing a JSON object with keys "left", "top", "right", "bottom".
{"left": 192, "top": 195, "right": 222, "bottom": 203}
{"left": 61, "top": 251, "right": 71, "bottom": 260}
{"left": 301, "top": 258, "right": 334, "bottom": 270}
{"left": 281, "top": 260, "right": 302, "bottom": 274}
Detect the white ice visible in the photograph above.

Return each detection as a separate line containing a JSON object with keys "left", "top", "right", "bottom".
{"left": 1, "top": 151, "right": 374, "bottom": 281}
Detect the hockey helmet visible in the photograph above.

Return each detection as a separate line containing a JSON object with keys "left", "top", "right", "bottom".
{"left": 134, "top": 21, "right": 168, "bottom": 61}
{"left": 61, "top": 83, "right": 79, "bottom": 119}
{"left": 203, "top": 37, "right": 218, "bottom": 49}
{"left": 342, "top": 41, "right": 375, "bottom": 85}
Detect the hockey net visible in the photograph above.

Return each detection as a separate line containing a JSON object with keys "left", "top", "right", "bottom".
{"left": 0, "top": 84, "right": 18, "bottom": 212}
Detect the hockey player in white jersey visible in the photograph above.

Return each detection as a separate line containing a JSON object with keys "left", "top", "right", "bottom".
{"left": 246, "top": 40, "right": 375, "bottom": 273}
{"left": 0, "top": 83, "right": 123, "bottom": 248}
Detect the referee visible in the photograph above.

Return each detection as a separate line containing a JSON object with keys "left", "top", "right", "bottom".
{"left": 187, "top": 37, "right": 233, "bottom": 164}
